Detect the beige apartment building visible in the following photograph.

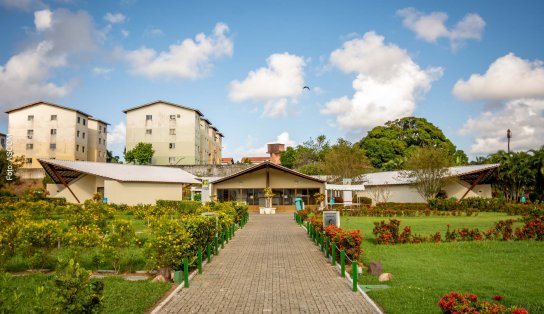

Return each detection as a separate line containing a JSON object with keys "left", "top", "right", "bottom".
{"left": 5, "top": 101, "right": 108, "bottom": 168}
{"left": 124, "top": 100, "right": 223, "bottom": 165}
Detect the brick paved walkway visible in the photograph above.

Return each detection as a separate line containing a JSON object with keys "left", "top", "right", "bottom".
{"left": 158, "top": 213, "right": 376, "bottom": 313}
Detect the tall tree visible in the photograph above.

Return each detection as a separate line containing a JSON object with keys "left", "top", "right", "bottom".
{"left": 106, "top": 150, "right": 121, "bottom": 164}
{"left": 487, "top": 150, "right": 535, "bottom": 202}
{"left": 124, "top": 143, "right": 154, "bottom": 165}
{"left": 358, "top": 117, "right": 467, "bottom": 170}
{"left": 402, "top": 146, "right": 454, "bottom": 202}
{"left": 320, "top": 139, "right": 372, "bottom": 182}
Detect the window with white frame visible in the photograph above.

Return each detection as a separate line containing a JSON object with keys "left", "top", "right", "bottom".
{"left": 169, "top": 143, "right": 175, "bottom": 149}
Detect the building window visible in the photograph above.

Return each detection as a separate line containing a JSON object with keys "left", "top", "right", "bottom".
{"left": 77, "top": 130, "right": 80, "bottom": 137}
{"left": 82, "top": 146, "right": 85, "bottom": 153}
{"left": 25, "top": 158, "right": 32, "bottom": 164}
{"left": 169, "top": 143, "right": 176, "bottom": 149}
{"left": 169, "top": 115, "right": 176, "bottom": 120}
{"left": 146, "top": 115, "right": 152, "bottom": 121}
{"left": 50, "top": 143, "right": 56, "bottom": 149}
{"left": 83, "top": 119, "right": 86, "bottom": 126}
{"left": 26, "top": 143, "right": 33, "bottom": 149}
{"left": 51, "top": 129, "right": 57, "bottom": 135}
{"left": 76, "top": 145, "right": 79, "bottom": 151}
{"left": 169, "top": 129, "right": 176, "bottom": 135}
{"left": 169, "top": 157, "right": 176, "bottom": 164}
{"left": 77, "top": 117, "right": 81, "bottom": 123}
{"left": 28, "top": 115, "right": 34, "bottom": 121}
{"left": 82, "top": 132, "right": 85, "bottom": 139}
{"left": 27, "top": 130, "right": 33, "bottom": 139}
{"left": 51, "top": 115, "right": 57, "bottom": 121}
{"left": 103, "top": 126, "right": 107, "bottom": 133}
{"left": 98, "top": 138, "right": 101, "bottom": 144}
{"left": 146, "top": 129, "right": 152, "bottom": 135}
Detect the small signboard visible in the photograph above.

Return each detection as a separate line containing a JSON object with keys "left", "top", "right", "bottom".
{"left": 202, "top": 179, "right": 209, "bottom": 190}
{"left": 102, "top": 197, "right": 108, "bottom": 204}
{"left": 323, "top": 211, "right": 340, "bottom": 228}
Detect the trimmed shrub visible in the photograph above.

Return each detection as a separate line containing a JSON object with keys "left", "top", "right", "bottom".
{"left": 155, "top": 200, "right": 201, "bottom": 215}
{"left": 145, "top": 218, "right": 193, "bottom": 271}
{"left": 325, "top": 225, "right": 363, "bottom": 261}
{"left": 181, "top": 215, "right": 216, "bottom": 254}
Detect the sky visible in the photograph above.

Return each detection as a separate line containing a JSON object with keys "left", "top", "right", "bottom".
{"left": 1, "top": 0, "right": 543, "bottom": 161}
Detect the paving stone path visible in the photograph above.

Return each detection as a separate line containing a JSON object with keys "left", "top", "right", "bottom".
{"left": 159, "top": 213, "right": 376, "bottom": 313}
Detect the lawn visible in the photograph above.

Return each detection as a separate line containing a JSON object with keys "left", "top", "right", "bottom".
{"left": 0, "top": 273, "right": 171, "bottom": 313}
{"left": 340, "top": 213, "right": 544, "bottom": 313}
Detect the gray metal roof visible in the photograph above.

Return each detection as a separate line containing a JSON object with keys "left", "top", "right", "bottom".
{"left": 356, "top": 163, "right": 500, "bottom": 186}
{"left": 122, "top": 100, "right": 204, "bottom": 116}
{"left": 39, "top": 159, "right": 200, "bottom": 184}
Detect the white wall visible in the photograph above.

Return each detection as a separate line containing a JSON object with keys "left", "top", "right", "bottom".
{"left": 104, "top": 180, "right": 183, "bottom": 205}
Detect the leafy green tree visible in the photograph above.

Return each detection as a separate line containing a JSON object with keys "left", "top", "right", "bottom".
{"left": 0, "top": 149, "right": 24, "bottom": 189}
{"left": 320, "top": 138, "right": 372, "bottom": 181}
{"left": 402, "top": 146, "right": 454, "bottom": 201}
{"left": 106, "top": 150, "right": 121, "bottom": 163}
{"left": 487, "top": 150, "right": 535, "bottom": 202}
{"left": 279, "top": 135, "right": 331, "bottom": 173}
{"left": 358, "top": 117, "right": 467, "bottom": 170}
{"left": 530, "top": 146, "right": 544, "bottom": 201}
{"left": 280, "top": 147, "right": 297, "bottom": 168}
{"left": 124, "top": 143, "right": 154, "bottom": 165}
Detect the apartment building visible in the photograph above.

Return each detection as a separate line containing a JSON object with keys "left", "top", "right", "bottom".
{"left": 123, "top": 100, "right": 223, "bottom": 165}
{"left": 5, "top": 101, "right": 108, "bottom": 168}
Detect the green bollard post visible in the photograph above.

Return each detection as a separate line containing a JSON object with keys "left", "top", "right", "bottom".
{"left": 221, "top": 232, "right": 225, "bottom": 249}
{"left": 352, "top": 261, "right": 358, "bottom": 292}
{"left": 307, "top": 222, "right": 310, "bottom": 234}
{"left": 326, "top": 237, "right": 330, "bottom": 258}
{"left": 184, "top": 257, "right": 189, "bottom": 288}
{"left": 232, "top": 224, "right": 235, "bottom": 237}
{"left": 226, "top": 228, "right": 229, "bottom": 243}
{"left": 340, "top": 250, "right": 346, "bottom": 277}
{"left": 197, "top": 248, "right": 203, "bottom": 274}
{"left": 321, "top": 232, "right": 325, "bottom": 253}
{"left": 215, "top": 235, "right": 219, "bottom": 255}
{"left": 207, "top": 242, "right": 211, "bottom": 262}
{"left": 331, "top": 242, "right": 336, "bottom": 266}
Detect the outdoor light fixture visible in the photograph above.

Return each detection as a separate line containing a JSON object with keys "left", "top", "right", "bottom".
{"left": 507, "top": 129, "right": 512, "bottom": 153}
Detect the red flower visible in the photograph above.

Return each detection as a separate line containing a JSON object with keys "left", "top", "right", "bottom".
{"left": 493, "top": 294, "right": 503, "bottom": 301}
{"left": 513, "top": 309, "right": 529, "bottom": 314}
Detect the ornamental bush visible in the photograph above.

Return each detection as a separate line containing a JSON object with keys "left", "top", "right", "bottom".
{"left": 325, "top": 225, "right": 363, "bottom": 261}
{"left": 515, "top": 208, "right": 544, "bottom": 240}
{"left": 156, "top": 200, "right": 201, "bottom": 215}
{"left": 181, "top": 215, "right": 216, "bottom": 254}
{"left": 145, "top": 218, "right": 193, "bottom": 271}
{"left": 438, "top": 292, "right": 528, "bottom": 314}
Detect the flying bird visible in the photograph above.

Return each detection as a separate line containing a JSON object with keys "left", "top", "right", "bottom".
{"left": 303, "top": 86, "right": 310, "bottom": 91}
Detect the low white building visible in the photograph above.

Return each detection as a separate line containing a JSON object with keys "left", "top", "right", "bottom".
{"left": 40, "top": 159, "right": 199, "bottom": 205}
{"left": 355, "top": 164, "right": 499, "bottom": 204}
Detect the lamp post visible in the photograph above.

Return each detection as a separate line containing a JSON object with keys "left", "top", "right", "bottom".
{"left": 507, "top": 129, "right": 512, "bottom": 153}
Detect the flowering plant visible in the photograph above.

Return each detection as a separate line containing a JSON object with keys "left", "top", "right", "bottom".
{"left": 438, "top": 292, "right": 528, "bottom": 314}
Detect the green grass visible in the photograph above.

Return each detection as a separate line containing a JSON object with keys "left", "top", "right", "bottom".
{"left": 340, "top": 213, "right": 544, "bottom": 313}
{"left": 0, "top": 273, "right": 171, "bottom": 313}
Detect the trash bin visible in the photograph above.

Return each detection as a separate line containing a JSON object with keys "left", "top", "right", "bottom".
{"left": 295, "top": 197, "right": 304, "bottom": 211}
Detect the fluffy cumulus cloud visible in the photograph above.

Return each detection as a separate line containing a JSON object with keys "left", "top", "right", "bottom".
{"left": 397, "top": 8, "right": 485, "bottom": 49}
{"left": 121, "top": 23, "right": 232, "bottom": 79}
{"left": 107, "top": 121, "right": 126, "bottom": 157}
{"left": 228, "top": 53, "right": 306, "bottom": 117}
{"left": 453, "top": 53, "right": 544, "bottom": 101}
{"left": 104, "top": 12, "right": 126, "bottom": 24}
{"left": 455, "top": 54, "right": 544, "bottom": 153}
{"left": 0, "top": 8, "right": 99, "bottom": 107}
{"left": 322, "top": 31, "right": 442, "bottom": 129}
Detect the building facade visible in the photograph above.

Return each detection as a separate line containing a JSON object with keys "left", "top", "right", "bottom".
{"left": 124, "top": 100, "right": 223, "bottom": 165}
{"left": 5, "top": 101, "right": 108, "bottom": 168}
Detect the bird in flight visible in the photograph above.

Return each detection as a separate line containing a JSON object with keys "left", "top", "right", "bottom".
{"left": 303, "top": 86, "right": 310, "bottom": 91}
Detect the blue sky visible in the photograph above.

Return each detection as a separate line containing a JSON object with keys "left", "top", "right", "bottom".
{"left": 1, "top": 0, "right": 543, "bottom": 161}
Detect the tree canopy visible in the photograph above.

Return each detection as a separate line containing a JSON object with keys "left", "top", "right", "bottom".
{"left": 124, "top": 143, "right": 154, "bottom": 165}
{"left": 357, "top": 117, "right": 468, "bottom": 170}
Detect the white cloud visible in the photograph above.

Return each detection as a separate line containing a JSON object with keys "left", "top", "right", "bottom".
{"left": 92, "top": 67, "right": 112, "bottom": 75}
{"left": 104, "top": 12, "right": 126, "bottom": 24}
{"left": 107, "top": 121, "right": 126, "bottom": 157}
{"left": 397, "top": 8, "right": 485, "bottom": 49}
{"left": 34, "top": 9, "right": 52, "bottom": 31}
{"left": 228, "top": 53, "right": 306, "bottom": 117}
{"left": 0, "top": 9, "right": 99, "bottom": 107}
{"left": 0, "top": 0, "right": 44, "bottom": 11}
{"left": 322, "top": 31, "right": 442, "bottom": 129}
{"left": 143, "top": 26, "right": 164, "bottom": 37}
{"left": 121, "top": 22, "right": 233, "bottom": 79}
{"left": 459, "top": 99, "right": 544, "bottom": 153}
{"left": 453, "top": 53, "right": 544, "bottom": 101}
{"left": 121, "top": 29, "right": 129, "bottom": 38}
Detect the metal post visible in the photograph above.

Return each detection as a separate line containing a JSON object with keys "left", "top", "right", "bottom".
{"left": 215, "top": 236, "right": 219, "bottom": 255}
{"left": 352, "top": 261, "right": 358, "bottom": 292}
{"left": 221, "top": 231, "right": 225, "bottom": 249}
{"left": 340, "top": 250, "right": 345, "bottom": 277}
{"left": 184, "top": 257, "right": 189, "bottom": 288}
{"left": 233, "top": 224, "right": 236, "bottom": 236}
{"left": 331, "top": 242, "right": 336, "bottom": 266}
{"left": 321, "top": 232, "right": 325, "bottom": 252}
{"left": 197, "top": 248, "right": 203, "bottom": 274}
{"left": 226, "top": 228, "right": 229, "bottom": 243}
{"left": 207, "top": 242, "right": 211, "bottom": 262}
{"left": 326, "top": 237, "right": 330, "bottom": 258}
